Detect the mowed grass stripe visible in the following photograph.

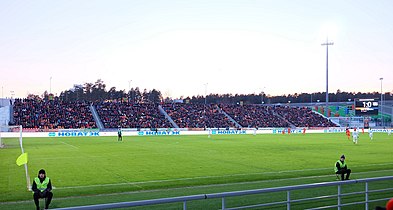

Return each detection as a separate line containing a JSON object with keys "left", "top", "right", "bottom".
{"left": 5, "top": 169, "right": 393, "bottom": 203}
{"left": 54, "top": 164, "right": 393, "bottom": 190}
{"left": 1, "top": 169, "right": 393, "bottom": 210}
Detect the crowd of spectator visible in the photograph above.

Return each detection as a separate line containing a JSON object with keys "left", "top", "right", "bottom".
{"left": 274, "top": 106, "right": 337, "bottom": 127}
{"left": 95, "top": 102, "right": 172, "bottom": 128}
{"left": 11, "top": 99, "right": 338, "bottom": 129}
{"left": 12, "top": 99, "right": 97, "bottom": 129}
{"left": 162, "top": 103, "right": 237, "bottom": 128}
{"left": 219, "top": 104, "right": 289, "bottom": 128}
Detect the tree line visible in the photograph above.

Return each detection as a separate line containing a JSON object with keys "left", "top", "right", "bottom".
{"left": 30, "top": 79, "right": 392, "bottom": 104}
{"left": 188, "top": 90, "right": 393, "bottom": 104}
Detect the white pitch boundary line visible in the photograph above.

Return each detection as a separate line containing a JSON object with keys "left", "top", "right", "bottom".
{"left": 0, "top": 173, "right": 346, "bottom": 205}
{"left": 60, "top": 141, "right": 79, "bottom": 149}
{"left": 56, "top": 167, "right": 334, "bottom": 189}
{"left": 55, "top": 163, "right": 393, "bottom": 190}
{"left": 4, "top": 169, "right": 393, "bottom": 205}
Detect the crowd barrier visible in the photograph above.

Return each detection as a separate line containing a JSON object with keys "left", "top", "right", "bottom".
{"left": 1, "top": 128, "right": 389, "bottom": 138}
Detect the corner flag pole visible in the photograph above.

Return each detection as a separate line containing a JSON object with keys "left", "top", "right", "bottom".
{"left": 18, "top": 125, "right": 31, "bottom": 191}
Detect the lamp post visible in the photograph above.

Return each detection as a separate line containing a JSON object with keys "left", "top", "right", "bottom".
{"left": 203, "top": 83, "right": 208, "bottom": 128}
{"left": 10, "top": 90, "right": 15, "bottom": 99}
{"left": 321, "top": 39, "right": 334, "bottom": 117}
{"left": 50, "top": 76, "right": 52, "bottom": 94}
{"left": 204, "top": 83, "right": 208, "bottom": 105}
{"left": 128, "top": 80, "right": 132, "bottom": 102}
{"left": 380, "top": 77, "right": 383, "bottom": 126}
{"left": 261, "top": 87, "right": 266, "bottom": 104}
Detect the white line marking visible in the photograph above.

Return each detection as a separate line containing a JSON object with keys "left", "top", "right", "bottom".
{"left": 60, "top": 141, "right": 79, "bottom": 149}
{"left": 55, "top": 163, "right": 393, "bottom": 190}
{"left": 4, "top": 169, "right": 393, "bottom": 205}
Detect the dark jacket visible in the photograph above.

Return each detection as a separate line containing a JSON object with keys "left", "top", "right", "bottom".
{"left": 336, "top": 160, "right": 347, "bottom": 171}
{"left": 32, "top": 175, "right": 52, "bottom": 193}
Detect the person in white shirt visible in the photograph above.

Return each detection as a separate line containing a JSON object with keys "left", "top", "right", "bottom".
{"left": 352, "top": 128, "right": 359, "bottom": 144}
{"left": 368, "top": 129, "right": 373, "bottom": 140}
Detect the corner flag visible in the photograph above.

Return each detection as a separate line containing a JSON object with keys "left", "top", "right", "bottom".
{"left": 16, "top": 153, "right": 28, "bottom": 166}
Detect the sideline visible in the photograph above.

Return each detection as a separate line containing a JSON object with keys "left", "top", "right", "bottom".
{"left": 56, "top": 163, "right": 393, "bottom": 190}
{"left": 2, "top": 168, "right": 393, "bottom": 205}
{"left": 60, "top": 141, "right": 79, "bottom": 149}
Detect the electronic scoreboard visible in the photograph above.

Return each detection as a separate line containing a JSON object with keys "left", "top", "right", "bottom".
{"left": 354, "top": 98, "right": 379, "bottom": 115}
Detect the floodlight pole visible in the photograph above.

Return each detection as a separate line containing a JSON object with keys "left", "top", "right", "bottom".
{"left": 10, "top": 90, "right": 14, "bottom": 99}
{"left": 203, "top": 83, "right": 208, "bottom": 129}
{"left": 321, "top": 39, "right": 334, "bottom": 117}
{"left": 380, "top": 77, "right": 383, "bottom": 126}
{"left": 204, "top": 83, "right": 208, "bottom": 105}
{"left": 128, "top": 80, "right": 132, "bottom": 102}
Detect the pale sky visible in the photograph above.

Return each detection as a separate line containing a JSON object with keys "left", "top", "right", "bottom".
{"left": 1, "top": 0, "right": 392, "bottom": 99}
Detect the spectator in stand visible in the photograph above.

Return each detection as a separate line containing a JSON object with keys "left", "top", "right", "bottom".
{"left": 273, "top": 106, "right": 337, "bottom": 128}
{"left": 219, "top": 104, "right": 288, "bottom": 128}
{"left": 12, "top": 98, "right": 97, "bottom": 129}
{"left": 162, "top": 103, "right": 236, "bottom": 129}
{"left": 95, "top": 101, "right": 172, "bottom": 128}
{"left": 13, "top": 98, "right": 337, "bottom": 130}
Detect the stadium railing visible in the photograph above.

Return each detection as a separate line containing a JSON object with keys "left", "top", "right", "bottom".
{"left": 53, "top": 175, "right": 393, "bottom": 210}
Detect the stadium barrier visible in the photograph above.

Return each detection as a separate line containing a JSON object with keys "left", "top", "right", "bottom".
{"left": 1, "top": 128, "right": 392, "bottom": 138}
{"left": 52, "top": 176, "right": 393, "bottom": 210}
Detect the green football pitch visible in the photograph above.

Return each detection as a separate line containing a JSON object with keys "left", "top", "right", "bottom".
{"left": 1, "top": 133, "right": 392, "bottom": 209}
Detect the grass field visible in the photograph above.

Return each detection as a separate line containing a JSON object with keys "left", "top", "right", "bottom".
{"left": 1, "top": 132, "right": 392, "bottom": 209}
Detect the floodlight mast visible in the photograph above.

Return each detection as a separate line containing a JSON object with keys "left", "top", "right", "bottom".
{"left": 321, "top": 40, "right": 334, "bottom": 117}
{"left": 204, "top": 83, "right": 208, "bottom": 105}
{"left": 380, "top": 77, "right": 383, "bottom": 126}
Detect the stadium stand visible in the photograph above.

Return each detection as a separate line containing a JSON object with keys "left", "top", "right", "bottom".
{"left": 10, "top": 98, "right": 338, "bottom": 129}
{"left": 12, "top": 99, "right": 97, "bottom": 129}
{"left": 94, "top": 102, "right": 172, "bottom": 129}
{"left": 162, "top": 103, "right": 237, "bottom": 128}
{"left": 219, "top": 104, "right": 289, "bottom": 128}
{"left": 274, "top": 106, "right": 337, "bottom": 127}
